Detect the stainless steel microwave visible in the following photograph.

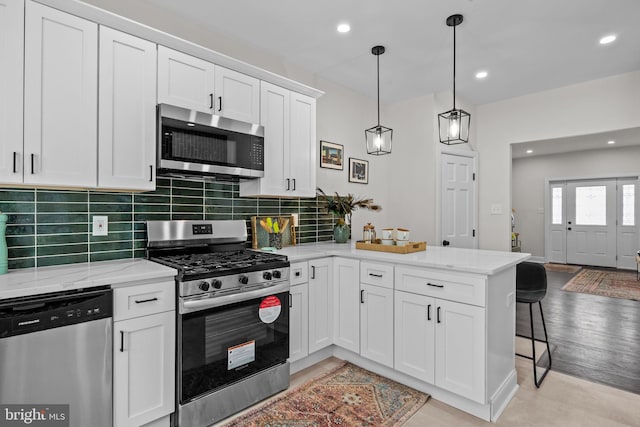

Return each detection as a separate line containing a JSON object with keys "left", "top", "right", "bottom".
{"left": 157, "top": 104, "right": 264, "bottom": 180}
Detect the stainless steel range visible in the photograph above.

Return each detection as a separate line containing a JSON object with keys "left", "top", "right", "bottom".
{"left": 147, "top": 220, "right": 290, "bottom": 427}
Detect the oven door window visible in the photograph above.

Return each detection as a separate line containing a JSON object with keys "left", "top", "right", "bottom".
{"left": 180, "top": 291, "right": 289, "bottom": 403}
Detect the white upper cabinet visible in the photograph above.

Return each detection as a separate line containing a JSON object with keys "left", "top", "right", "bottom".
{"left": 157, "top": 47, "right": 260, "bottom": 123}
{"left": 240, "top": 82, "right": 316, "bottom": 198}
{"left": 214, "top": 65, "right": 260, "bottom": 123}
{"left": 24, "top": 1, "right": 98, "bottom": 187}
{"left": 98, "top": 26, "right": 157, "bottom": 191}
{"left": 157, "top": 46, "right": 215, "bottom": 113}
{"left": 0, "top": 0, "right": 23, "bottom": 184}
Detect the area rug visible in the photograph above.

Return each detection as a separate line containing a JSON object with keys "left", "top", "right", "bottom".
{"left": 562, "top": 268, "right": 640, "bottom": 301}
{"left": 544, "top": 263, "right": 582, "bottom": 273}
{"left": 222, "top": 362, "right": 429, "bottom": 427}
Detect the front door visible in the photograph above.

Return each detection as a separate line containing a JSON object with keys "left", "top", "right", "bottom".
{"left": 440, "top": 152, "right": 477, "bottom": 248}
{"left": 566, "top": 180, "right": 617, "bottom": 267}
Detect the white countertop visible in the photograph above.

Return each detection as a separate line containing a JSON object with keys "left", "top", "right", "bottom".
{"left": 0, "top": 259, "right": 177, "bottom": 300}
{"left": 271, "top": 242, "right": 530, "bottom": 275}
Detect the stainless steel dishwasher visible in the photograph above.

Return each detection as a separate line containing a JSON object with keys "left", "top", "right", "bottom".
{"left": 0, "top": 286, "right": 112, "bottom": 427}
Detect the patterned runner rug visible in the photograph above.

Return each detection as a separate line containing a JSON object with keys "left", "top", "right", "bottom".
{"left": 222, "top": 362, "right": 429, "bottom": 427}
{"left": 562, "top": 268, "right": 640, "bottom": 301}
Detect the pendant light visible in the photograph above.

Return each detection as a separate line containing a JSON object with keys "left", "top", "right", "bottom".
{"left": 365, "top": 46, "right": 392, "bottom": 155}
{"left": 438, "top": 14, "right": 471, "bottom": 145}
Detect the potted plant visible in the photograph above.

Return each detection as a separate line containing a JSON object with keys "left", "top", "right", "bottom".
{"left": 317, "top": 188, "right": 382, "bottom": 243}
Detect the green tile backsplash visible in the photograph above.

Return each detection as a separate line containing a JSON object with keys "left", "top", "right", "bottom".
{"left": 0, "top": 177, "right": 333, "bottom": 270}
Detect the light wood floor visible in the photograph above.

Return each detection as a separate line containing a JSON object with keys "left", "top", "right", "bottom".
{"left": 218, "top": 355, "right": 640, "bottom": 426}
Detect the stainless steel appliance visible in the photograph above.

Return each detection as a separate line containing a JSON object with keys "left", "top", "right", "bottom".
{"left": 158, "top": 104, "right": 264, "bottom": 180}
{"left": 0, "top": 286, "right": 112, "bottom": 427}
{"left": 147, "top": 220, "right": 290, "bottom": 427}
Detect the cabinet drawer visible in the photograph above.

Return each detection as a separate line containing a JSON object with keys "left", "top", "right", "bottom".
{"left": 290, "top": 261, "right": 309, "bottom": 285}
{"left": 395, "top": 267, "right": 486, "bottom": 307}
{"left": 114, "top": 281, "right": 175, "bottom": 321}
{"left": 360, "top": 262, "right": 394, "bottom": 289}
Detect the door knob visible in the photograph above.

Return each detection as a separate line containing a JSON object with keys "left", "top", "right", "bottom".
{"left": 442, "top": 240, "right": 450, "bottom": 246}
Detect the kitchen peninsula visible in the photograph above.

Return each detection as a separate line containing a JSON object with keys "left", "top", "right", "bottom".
{"left": 278, "top": 242, "right": 529, "bottom": 422}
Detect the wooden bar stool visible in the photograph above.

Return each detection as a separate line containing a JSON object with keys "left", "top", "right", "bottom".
{"left": 516, "top": 262, "right": 552, "bottom": 388}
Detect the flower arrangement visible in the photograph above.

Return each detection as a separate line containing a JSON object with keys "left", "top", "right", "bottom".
{"left": 316, "top": 188, "right": 382, "bottom": 225}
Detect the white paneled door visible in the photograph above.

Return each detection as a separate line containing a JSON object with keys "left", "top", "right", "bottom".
{"left": 549, "top": 178, "right": 638, "bottom": 269}
{"left": 440, "top": 152, "right": 477, "bottom": 248}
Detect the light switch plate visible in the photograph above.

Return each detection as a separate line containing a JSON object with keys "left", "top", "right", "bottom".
{"left": 491, "top": 204, "right": 503, "bottom": 215}
{"left": 92, "top": 216, "right": 108, "bottom": 236}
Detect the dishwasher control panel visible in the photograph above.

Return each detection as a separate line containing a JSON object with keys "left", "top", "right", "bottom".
{"left": 0, "top": 286, "right": 112, "bottom": 338}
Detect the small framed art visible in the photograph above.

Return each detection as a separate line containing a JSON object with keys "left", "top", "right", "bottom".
{"left": 320, "top": 140, "right": 344, "bottom": 170}
{"left": 349, "top": 158, "right": 369, "bottom": 184}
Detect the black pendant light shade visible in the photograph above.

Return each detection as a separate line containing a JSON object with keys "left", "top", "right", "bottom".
{"left": 366, "top": 46, "right": 392, "bottom": 155}
{"left": 439, "top": 14, "right": 471, "bottom": 145}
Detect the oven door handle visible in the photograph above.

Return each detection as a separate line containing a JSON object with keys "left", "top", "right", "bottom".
{"left": 180, "top": 282, "right": 291, "bottom": 314}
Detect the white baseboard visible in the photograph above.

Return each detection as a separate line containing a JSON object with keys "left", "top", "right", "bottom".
{"left": 490, "top": 369, "right": 518, "bottom": 421}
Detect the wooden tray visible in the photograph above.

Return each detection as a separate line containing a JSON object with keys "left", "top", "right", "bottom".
{"left": 355, "top": 241, "right": 426, "bottom": 254}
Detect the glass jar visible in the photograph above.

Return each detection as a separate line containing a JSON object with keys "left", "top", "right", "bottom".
{"left": 363, "top": 223, "right": 376, "bottom": 244}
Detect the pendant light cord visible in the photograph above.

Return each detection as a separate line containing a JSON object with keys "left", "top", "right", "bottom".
{"left": 377, "top": 53, "right": 381, "bottom": 126}
{"left": 452, "top": 23, "right": 456, "bottom": 110}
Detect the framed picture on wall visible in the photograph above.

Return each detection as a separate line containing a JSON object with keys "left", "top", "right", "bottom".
{"left": 348, "top": 158, "right": 369, "bottom": 184}
{"left": 320, "top": 140, "right": 344, "bottom": 170}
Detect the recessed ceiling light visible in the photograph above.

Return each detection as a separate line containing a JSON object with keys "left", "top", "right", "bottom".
{"left": 599, "top": 34, "right": 617, "bottom": 45}
{"left": 475, "top": 70, "right": 488, "bottom": 79}
{"left": 607, "top": 140, "right": 616, "bottom": 145}
{"left": 526, "top": 149, "right": 533, "bottom": 154}
{"left": 337, "top": 23, "right": 351, "bottom": 33}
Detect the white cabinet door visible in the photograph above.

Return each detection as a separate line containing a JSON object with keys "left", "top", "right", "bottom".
{"left": 240, "top": 81, "right": 289, "bottom": 196}
{"left": 435, "top": 299, "right": 485, "bottom": 403}
{"left": 0, "top": 0, "right": 23, "bottom": 184}
{"left": 289, "top": 282, "right": 309, "bottom": 362}
{"left": 214, "top": 65, "right": 260, "bottom": 124}
{"left": 394, "top": 291, "right": 435, "bottom": 383}
{"left": 24, "top": 1, "right": 97, "bottom": 187}
{"left": 114, "top": 311, "right": 175, "bottom": 427}
{"left": 289, "top": 92, "right": 316, "bottom": 197}
{"left": 308, "top": 258, "right": 332, "bottom": 353}
{"left": 98, "top": 26, "right": 157, "bottom": 191}
{"left": 360, "top": 283, "right": 394, "bottom": 368}
{"left": 157, "top": 46, "right": 214, "bottom": 113}
{"left": 333, "top": 258, "right": 360, "bottom": 353}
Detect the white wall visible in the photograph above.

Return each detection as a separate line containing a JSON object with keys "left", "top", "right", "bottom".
{"left": 512, "top": 145, "right": 640, "bottom": 257}
{"left": 477, "top": 71, "right": 640, "bottom": 251}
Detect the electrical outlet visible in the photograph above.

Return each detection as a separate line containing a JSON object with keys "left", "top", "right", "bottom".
{"left": 506, "top": 292, "right": 515, "bottom": 307}
{"left": 92, "top": 216, "right": 108, "bottom": 236}
{"left": 491, "top": 204, "right": 503, "bottom": 215}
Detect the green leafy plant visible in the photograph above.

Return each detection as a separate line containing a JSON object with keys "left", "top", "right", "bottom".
{"left": 317, "top": 188, "right": 382, "bottom": 224}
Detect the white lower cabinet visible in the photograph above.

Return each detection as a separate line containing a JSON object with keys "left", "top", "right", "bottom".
{"left": 113, "top": 282, "right": 175, "bottom": 427}
{"left": 394, "top": 289, "right": 486, "bottom": 403}
{"left": 360, "top": 283, "right": 394, "bottom": 368}
{"left": 308, "top": 258, "right": 332, "bottom": 353}
{"left": 332, "top": 258, "right": 360, "bottom": 353}
{"left": 289, "top": 281, "right": 309, "bottom": 362}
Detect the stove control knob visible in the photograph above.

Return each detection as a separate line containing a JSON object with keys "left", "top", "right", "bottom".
{"left": 263, "top": 271, "right": 273, "bottom": 281}
{"left": 198, "top": 281, "right": 210, "bottom": 291}
{"left": 272, "top": 270, "right": 282, "bottom": 279}
{"left": 211, "top": 279, "right": 222, "bottom": 289}
{"left": 239, "top": 275, "right": 249, "bottom": 285}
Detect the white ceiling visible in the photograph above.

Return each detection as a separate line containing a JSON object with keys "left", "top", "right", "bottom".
{"left": 142, "top": 0, "right": 640, "bottom": 105}
{"left": 511, "top": 127, "right": 640, "bottom": 159}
